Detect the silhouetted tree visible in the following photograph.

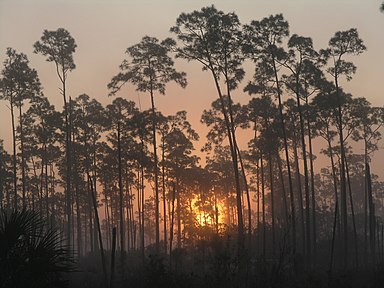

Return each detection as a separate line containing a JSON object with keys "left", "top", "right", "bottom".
{"left": 106, "top": 98, "right": 137, "bottom": 260}
{"left": 108, "top": 36, "right": 187, "bottom": 253}
{"left": 171, "top": 6, "right": 246, "bottom": 256}
{"left": 22, "top": 95, "right": 61, "bottom": 220}
{"left": 282, "top": 34, "right": 320, "bottom": 264}
{"left": 34, "top": 28, "right": 77, "bottom": 248}
{"left": 244, "top": 14, "right": 297, "bottom": 258}
{"left": 320, "top": 28, "right": 366, "bottom": 268}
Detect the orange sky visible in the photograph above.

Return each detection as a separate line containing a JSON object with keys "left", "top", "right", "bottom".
{"left": 1, "top": 0, "right": 383, "bottom": 170}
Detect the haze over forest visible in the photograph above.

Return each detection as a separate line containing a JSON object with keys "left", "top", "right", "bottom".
{"left": 1, "top": 1, "right": 384, "bottom": 288}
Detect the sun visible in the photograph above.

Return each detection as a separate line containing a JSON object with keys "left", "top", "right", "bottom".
{"left": 191, "top": 194, "right": 225, "bottom": 228}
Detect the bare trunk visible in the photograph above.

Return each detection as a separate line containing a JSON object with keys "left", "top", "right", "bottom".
{"left": 169, "top": 182, "right": 176, "bottom": 268}
{"left": 110, "top": 227, "right": 117, "bottom": 288}
{"left": 293, "top": 128, "right": 306, "bottom": 256}
{"left": 176, "top": 178, "right": 181, "bottom": 249}
{"left": 294, "top": 88, "right": 311, "bottom": 266}
{"left": 141, "top": 164, "right": 145, "bottom": 260}
{"left": 268, "top": 151, "right": 276, "bottom": 257}
{"left": 18, "top": 104, "right": 27, "bottom": 209}
{"left": 335, "top": 73, "right": 348, "bottom": 268}
{"left": 345, "top": 155, "right": 359, "bottom": 267}
{"left": 10, "top": 100, "right": 17, "bottom": 210}
{"left": 236, "top": 145, "right": 252, "bottom": 250}
{"left": 306, "top": 101, "right": 317, "bottom": 266}
{"left": 207, "top": 56, "right": 244, "bottom": 255}
{"left": 256, "top": 157, "right": 260, "bottom": 255}
{"left": 161, "top": 138, "right": 167, "bottom": 254}
{"left": 327, "top": 132, "right": 340, "bottom": 272}
{"left": 148, "top": 67, "right": 160, "bottom": 254}
{"left": 260, "top": 151, "right": 266, "bottom": 261}
{"left": 74, "top": 173, "right": 82, "bottom": 257}
{"left": 89, "top": 176, "right": 108, "bottom": 287}
{"left": 62, "top": 74, "right": 72, "bottom": 249}
{"left": 0, "top": 144, "right": 3, "bottom": 210}
{"left": 117, "top": 119, "right": 125, "bottom": 260}
{"left": 366, "top": 162, "right": 376, "bottom": 263}
{"left": 277, "top": 152, "right": 289, "bottom": 224}
{"left": 272, "top": 54, "right": 296, "bottom": 254}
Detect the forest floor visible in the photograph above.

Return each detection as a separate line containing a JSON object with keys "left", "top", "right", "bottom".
{"left": 68, "top": 250, "right": 384, "bottom": 288}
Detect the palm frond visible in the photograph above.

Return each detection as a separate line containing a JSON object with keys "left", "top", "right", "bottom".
{"left": 0, "top": 209, "right": 74, "bottom": 288}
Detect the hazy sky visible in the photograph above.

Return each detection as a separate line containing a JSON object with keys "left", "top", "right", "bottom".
{"left": 1, "top": 0, "right": 383, "bottom": 166}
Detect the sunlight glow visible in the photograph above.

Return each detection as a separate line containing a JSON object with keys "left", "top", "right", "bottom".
{"left": 191, "top": 194, "right": 226, "bottom": 228}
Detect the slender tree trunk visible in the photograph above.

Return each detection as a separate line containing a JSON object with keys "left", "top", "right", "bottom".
{"left": 69, "top": 99, "right": 76, "bottom": 252}
{"left": 148, "top": 70, "right": 160, "bottom": 254}
{"left": 364, "top": 141, "right": 368, "bottom": 263}
{"left": 364, "top": 178, "right": 368, "bottom": 263}
{"left": 125, "top": 182, "right": 132, "bottom": 251}
{"left": 75, "top": 181, "right": 82, "bottom": 256}
{"left": 381, "top": 224, "right": 384, "bottom": 261}
{"left": 125, "top": 170, "right": 131, "bottom": 251}
{"left": 329, "top": 200, "right": 339, "bottom": 273}
{"left": 335, "top": 73, "right": 348, "bottom": 268}
{"left": 117, "top": 119, "right": 125, "bottom": 261}
{"left": 207, "top": 57, "right": 244, "bottom": 255}
{"left": 104, "top": 190, "right": 111, "bottom": 250}
{"left": 366, "top": 162, "right": 376, "bottom": 264}
{"left": 18, "top": 104, "right": 27, "bottom": 209}
{"left": 10, "top": 99, "right": 17, "bottom": 210}
{"left": 31, "top": 157, "right": 40, "bottom": 213}
{"left": 170, "top": 182, "right": 176, "bottom": 268}
{"left": 49, "top": 164, "right": 56, "bottom": 226}
{"left": 89, "top": 176, "right": 108, "bottom": 287}
{"left": 129, "top": 185, "right": 135, "bottom": 250}
{"left": 214, "top": 192, "right": 219, "bottom": 234}
{"left": 72, "top": 134, "right": 82, "bottom": 257}
{"left": 306, "top": 100, "right": 317, "bottom": 266}
{"left": 272, "top": 54, "right": 296, "bottom": 255}
{"left": 327, "top": 132, "right": 340, "bottom": 272}
{"left": 141, "top": 164, "right": 145, "bottom": 260}
{"left": 110, "top": 227, "right": 117, "bottom": 288}
{"left": 74, "top": 169, "right": 82, "bottom": 257}
{"left": 225, "top": 97, "right": 245, "bottom": 257}
{"left": 176, "top": 177, "right": 181, "bottom": 249}
{"left": 260, "top": 152, "right": 266, "bottom": 261}
{"left": 136, "top": 168, "right": 142, "bottom": 252}
{"left": 267, "top": 151, "right": 276, "bottom": 257}
{"left": 61, "top": 72, "right": 72, "bottom": 248}
{"left": 31, "top": 154, "right": 42, "bottom": 213}
{"left": 256, "top": 157, "right": 260, "bottom": 256}
{"left": 236, "top": 145, "right": 252, "bottom": 250}
{"left": 44, "top": 151, "right": 49, "bottom": 223}
{"left": 294, "top": 87, "right": 311, "bottom": 266}
{"left": 293, "top": 129, "right": 306, "bottom": 257}
{"left": 161, "top": 138, "right": 167, "bottom": 254}
{"left": 345, "top": 155, "right": 358, "bottom": 267}
{"left": 88, "top": 179, "right": 94, "bottom": 253}
{"left": 277, "top": 151, "right": 289, "bottom": 224}
{"left": 0, "top": 143, "right": 3, "bottom": 210}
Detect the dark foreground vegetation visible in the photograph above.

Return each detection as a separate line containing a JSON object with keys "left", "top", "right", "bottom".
{"left": 1, "top": 4, "right": 384, "bottom": 288}
{"left": 68, "top": 244, "right": 384, "bottom": 288}
{"left": 2, "top": 209, "right": 384, "bottom": 288}
{"left": 0, "top": 209, "right": 73, "bottom": 288}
